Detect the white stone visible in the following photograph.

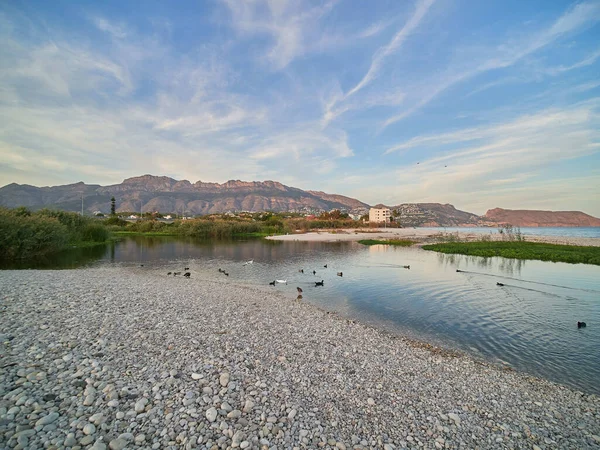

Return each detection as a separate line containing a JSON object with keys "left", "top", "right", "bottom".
{"left": 448, "top": 413, "right": 461, "bottom": 425}
{"left": 36, "top": 412, "right": 59, "bottom": 426}
{"left": 243, "top": 400, "right": 254, "bottom": 413}
{"left": 135, "top": 398, "right": 148, "bottom": 413}
{"left": 109, "top": 437, "right": 128, "bottom": 450}
{"left": 89, "top": 413, "right": 104, "bottom": 425}
{"left": 191, "top": 373, "right": 202, "bottom": 380}
{"left": 227, "top": 409, "right": 242, "bottom": 419}
{"left": 367, "top": 398, "right": 375, "bottom": 406}
{"left": 288, "top": 409, "right": 297, "bottom": 420}
{"left": 83, "top": 423, "right": 96, "bottom": 435}
{"left": 206, "top": 407, "right": 218, "bottom": 422}
{"left": 219, "top": 372, "right": 230, "bottom": 387}
{"left": 232, "top": 430, "right": 244, "bottom": 447}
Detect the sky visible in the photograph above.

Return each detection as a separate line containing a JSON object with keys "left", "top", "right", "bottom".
{"left": 0, "top": 0, "right": 599, "bottom": 216}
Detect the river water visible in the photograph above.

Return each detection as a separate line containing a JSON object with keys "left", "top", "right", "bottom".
{"left": 4, "top": 235, "right": 600, "bottom": 394}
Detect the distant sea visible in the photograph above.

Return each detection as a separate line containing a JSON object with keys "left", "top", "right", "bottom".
{"left": 419, "top": 227, "right": 600, "bottom": 239}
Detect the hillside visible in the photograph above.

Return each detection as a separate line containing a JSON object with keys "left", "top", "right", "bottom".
{"left": 0, "top": 175, "right": 369, "bottom": 215}
{"left": 389, "top": 203, "right": 489, "bottom": 227}
{"left": 484, "top": 208, "right": 600, "bottom": 227}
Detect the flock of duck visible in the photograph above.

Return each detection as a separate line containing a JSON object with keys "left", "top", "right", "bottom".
{"left": 160, "top": 262, "right": 589, "bottom": 329}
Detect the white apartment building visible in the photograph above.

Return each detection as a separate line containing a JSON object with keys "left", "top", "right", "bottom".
{"left": 369, "top": 207, "right": 391, "bottom": 223}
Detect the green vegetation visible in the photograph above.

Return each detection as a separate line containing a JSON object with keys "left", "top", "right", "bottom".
{"left": 422, "top": 241, "right": 600, "bottom": 265}
{"left": 358, "top": 239, "right": 415, "bottom": 246}
{"left": 0, "top": 207, "right": 111, "bottom": 260}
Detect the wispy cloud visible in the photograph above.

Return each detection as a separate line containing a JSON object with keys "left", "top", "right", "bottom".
{"left": 92, "top": 16, "right": 129, "bottom": 39}
{"left": 544, "top": 48, "right": 600, "bottom": 75}
{"left": 220, "top": 0, "right": 337, "bottom": 70}
{"left": 381, "top": 1, "right": 600, "bottom": 128}
{"left": 352, "top": 100, "right": 600, "bottom": 212}
{"left": 323, "top": 0, "right": 435, "bottom": 125}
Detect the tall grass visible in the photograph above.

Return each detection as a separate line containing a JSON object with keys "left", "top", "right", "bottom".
{"left": 0, "top": 207, "right": 111, "bottom": 260}
{"left": 176, "top": 218, "right": 287, "bottom": 238}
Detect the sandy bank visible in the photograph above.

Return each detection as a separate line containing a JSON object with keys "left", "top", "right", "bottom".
{"left": 1, "top": 268, "right": 599, "bottom": 449}
{"left": 266, "top": 228, "right": 600, "bottom": 247}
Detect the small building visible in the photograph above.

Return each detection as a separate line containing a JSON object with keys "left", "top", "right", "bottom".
{"left": 369, "top": 207, "right": 391, "bottom": 223}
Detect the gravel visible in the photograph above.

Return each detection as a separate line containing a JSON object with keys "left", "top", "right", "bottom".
{"left": 1, "top": 267, "right": 599, "bottom": 449}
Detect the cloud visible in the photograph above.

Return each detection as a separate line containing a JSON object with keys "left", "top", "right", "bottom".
{"left": 323, "top": 0, "right": 435, "bottom": 125}
{"left": 544, "top": 48, "right": 600, "bottom": 75}
{"left": 349, "top": 101, "right": 600, "bottom": 214}
{"left": 384, "top": 102, "right": 597, "bottom": 154}
{"left": 381, "top": 1, "right": 600, "bottom": 128}
{"left": 92, "top": 17, "right": 129, "bottom": 39}
{"left": 220, "top": 0, "right": 337, "bottom": 70}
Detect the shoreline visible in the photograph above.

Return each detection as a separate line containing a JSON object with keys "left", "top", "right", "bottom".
{"left": 1, "top": 268, "right": 599, "bottom": 449}
{"left": 266, "top": 228, "right": 600, "bottom": 247}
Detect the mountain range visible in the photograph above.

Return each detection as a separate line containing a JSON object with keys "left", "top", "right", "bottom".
{"left": 1, "top": 175, "right": 599, "bottom": 227}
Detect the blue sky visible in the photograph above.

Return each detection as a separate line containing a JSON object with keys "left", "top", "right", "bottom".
{"left": 1, "top": 0, "right": 599, "bottom": 215}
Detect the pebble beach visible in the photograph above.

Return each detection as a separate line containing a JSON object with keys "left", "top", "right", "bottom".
{"left": 1, "top": 268, "right": 599, "bottom": 450}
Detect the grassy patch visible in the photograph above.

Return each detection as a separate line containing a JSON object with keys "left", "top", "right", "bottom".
{"left": 358, "top": 239, "right": 415, "bottom": 247}
{"left": 422, "top": 241, "right": 600, "bottom": 265}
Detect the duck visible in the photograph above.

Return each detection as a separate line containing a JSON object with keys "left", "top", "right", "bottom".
{"left": 173, "top": 272, "right": 181, "bottom": 276}
{"left": 167, "top": 272, "right": 172, "bottom": 275}
{"left": 312, "top": 270, "right": 317, "bottom": 275}
{"left": 456, "top": 269, "right": 464, "bottom": 273}
{"left": 184, "top": 267, "right": 190, "bottom": 271}
{"left": 299, "top": 269, "right": 304, "bottom": 273}
{"left": 183, "top": 272, "right": 191, "bottom": 278}
{"left": 315, "top": 280, "right": 324, "bottom": 287}
{"left": 223, "top": 272, "right": 229, "bottom": 276}
{"left": 403, "top": 265, "right": 410, "bottom": 269}
{"left": 218, "top": 268, "right": 224, "bottom": 273}
{"left": 243, "top": 260, "right": 254, "bottom": 266}
{"left": 337, "top": 272, "right": 343, "bottom": 277}
{"left": 324, "top": 264, "right": 328, "bottom": 268}
{"left": 269, "top": 280, "right": 276, "bottom": 286}
{"left": 496, "top": 282, "right": 504, "bottom": 286}
{"left": 578, "top": 321, "right": 587, "bottom": 328}
{"left": 297, "top": 287, "right": 303, "bottom": 294}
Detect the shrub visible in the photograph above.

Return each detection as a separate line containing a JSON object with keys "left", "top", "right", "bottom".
{"left": 0, "top": 208, "right": 70, "bottom": 260}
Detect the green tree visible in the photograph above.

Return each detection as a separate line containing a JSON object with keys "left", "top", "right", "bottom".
{"left": 110, "top": 197, "right": 116, "bottom": 216}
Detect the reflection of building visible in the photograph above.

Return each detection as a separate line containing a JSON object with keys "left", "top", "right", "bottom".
{"left": 369, "top": 207, "right": 390, "bottom": 223}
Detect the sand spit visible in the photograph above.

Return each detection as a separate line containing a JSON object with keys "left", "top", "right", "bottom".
{"left": 1, "top": 268, "right": 599, "bottom": 449}
{"left": 266, "top": 228, "right": 600, "bottom": 247}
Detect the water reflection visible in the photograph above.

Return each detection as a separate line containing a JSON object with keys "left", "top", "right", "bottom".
{"left": 2, "top": 236, "right": 599, "bottom": 394}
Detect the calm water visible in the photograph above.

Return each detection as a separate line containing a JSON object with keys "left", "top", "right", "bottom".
{"left": 422, "top": 226, "right": 600, "bottom": 238}
{"left": 5, "top": 236, "right": 600, "bottom": 394}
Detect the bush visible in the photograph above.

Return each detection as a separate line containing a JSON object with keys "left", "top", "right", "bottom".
{"left": 0, "top": 207, "right": 111, "bottom": 260}
{"left": 81, "top": 223, "right": 110, "bottom": 242}
{"left": 104, "top": 216, "right": 128, "bottom": 227}
{"left": 0, "top": 208, "right": 70, "bottom": 260}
